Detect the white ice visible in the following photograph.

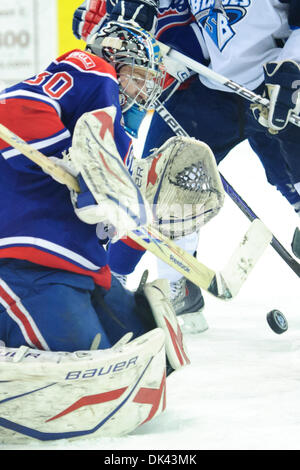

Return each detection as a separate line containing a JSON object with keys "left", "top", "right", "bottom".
{"left": 2, "top": 139, "right": 300, "bottom": 451}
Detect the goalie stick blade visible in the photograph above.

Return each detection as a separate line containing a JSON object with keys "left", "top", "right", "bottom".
{"left": 207, "top": 273, "right": 232, "bottom": 300}
{"left": 131, "top": 222, "right": 271, "bottom": 300}
{"left": 291, "top": 227, "right": 300, "bottom": 259}
{"left": 220, "top": 219, "right": 272, "bottom": 298}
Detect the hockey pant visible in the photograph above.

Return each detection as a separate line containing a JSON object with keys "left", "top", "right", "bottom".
{"left": 0, "top": 259, "right": 148, "bottom": 351}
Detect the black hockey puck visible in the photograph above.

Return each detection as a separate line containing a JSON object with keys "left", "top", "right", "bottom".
{"left": 266, "top": 310, "right": 288, "bottom": 334}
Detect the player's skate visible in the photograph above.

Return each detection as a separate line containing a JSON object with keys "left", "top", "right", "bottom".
{"left": 170, "top": 276, "right": 208, "bottom": 334}
{"left": 69, "top": 106, "right": 152, "bottom": 240}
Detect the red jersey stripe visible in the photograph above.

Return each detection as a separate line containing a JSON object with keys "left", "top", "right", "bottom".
{"left": 0, "top": 246, "right": 111, "bottom": 290}
{"left": 0, "top": 99, "right": 64, "bottom": 151}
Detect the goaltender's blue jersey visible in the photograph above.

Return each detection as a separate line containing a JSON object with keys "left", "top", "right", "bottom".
{"left": 0, "top": 49, "right": 133, "bottom": 289}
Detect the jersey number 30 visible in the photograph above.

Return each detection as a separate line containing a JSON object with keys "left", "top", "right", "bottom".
{"left": 25, "top": 71, "right": 74, "bottom": 99}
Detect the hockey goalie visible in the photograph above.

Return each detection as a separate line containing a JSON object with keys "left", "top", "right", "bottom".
{"left": 0, "top": 110, "right": 224, "bottom": 444}
{"left": 0, "top": 22, "right": 224, "bottom": 444}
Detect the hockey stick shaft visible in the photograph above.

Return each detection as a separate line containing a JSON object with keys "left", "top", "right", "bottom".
{"left": 154, "top": 100, "right": 300, "bottom": 278}
{"left": 0, "top": 122, "right": 271, "bottom": 299}
{"left": 0, "top": 124, "right": 81, "bottom": 192}
{"left": 158, "top": 42, "right": 300, "bottom": 129}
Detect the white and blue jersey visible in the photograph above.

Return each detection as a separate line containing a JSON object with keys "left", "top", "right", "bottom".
{"left": 186, "top": 0, "right": 300, "bottom": 90}
{"left": 155, "top": 0, "right": 300, "bottom": 91}
{"left": 0, "top": 49, "right": 133, "bottom": 290}
{"left": 73, "top": 1, "right": 300, "bottom": 88}
{"left": 156, "top": 0, "right": 208, "bottom": 64}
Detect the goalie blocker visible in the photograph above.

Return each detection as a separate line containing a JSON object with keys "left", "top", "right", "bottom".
{"left": 0, "top": 279, "right": 190, "bottom": 444}
{"left": 131, "top": 134, "right": 225, "bottom": 240}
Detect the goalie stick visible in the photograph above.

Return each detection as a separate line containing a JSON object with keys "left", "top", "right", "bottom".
{"left": 153, "top": 99, "right": 300, "bottom": 279}
{"left": 0, "top": 122, "right": 272, "bottom": 300}
{"left": 158, "top": 41, "right": 300, "bottom": 129}
{"left": 292, "top": 227, "right": 300, "bottom": 259}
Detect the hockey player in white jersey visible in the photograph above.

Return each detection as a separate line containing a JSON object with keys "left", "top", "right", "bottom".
{"left": 72, "top": 0, "right": 300, "bottom": 334}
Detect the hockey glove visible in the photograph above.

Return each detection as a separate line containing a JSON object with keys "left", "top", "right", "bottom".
{"left": 252, "top": 60, "right": 300, "bottom": 133}
{"left": 109, "top": 0, "right": 159, "bottom": 34}
{"left": 73, "top": 0, "right": 108, "bottom": 42}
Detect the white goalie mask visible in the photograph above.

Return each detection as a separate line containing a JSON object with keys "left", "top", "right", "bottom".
{"left": 86, "top": 21, "right": 166, "bottom": 112}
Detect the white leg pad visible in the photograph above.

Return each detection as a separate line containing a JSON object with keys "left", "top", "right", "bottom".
{"left": 0, "top": 329, "right": 166, "bottom": 443}
{"left": 143, "top": 279, "right": 191, "bottom": 370}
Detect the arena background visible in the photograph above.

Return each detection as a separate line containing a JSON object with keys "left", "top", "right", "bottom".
{"left": 0, "top": 0, "right": 85, "bottom": 89}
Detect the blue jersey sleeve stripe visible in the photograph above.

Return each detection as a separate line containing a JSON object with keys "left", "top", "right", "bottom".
{"left": 1, "top": 129, "right": 71, "bottom": 160}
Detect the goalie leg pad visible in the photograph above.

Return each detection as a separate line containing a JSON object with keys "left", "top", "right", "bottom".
{"left": 0, "top": 328, "right": 166, "bottom": 444}
{"left": 142, "top": 279, "right": 190, "bottom": 371}
{"left": 292, "top": 227, "right": 300, "bottom": 259}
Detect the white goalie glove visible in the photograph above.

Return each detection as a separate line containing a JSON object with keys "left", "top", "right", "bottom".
{"left": 131, "top": 136, "right": 225, "bottom": 239}
{"left": 0, "top": 328, "right": 167, "bottom": 442}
